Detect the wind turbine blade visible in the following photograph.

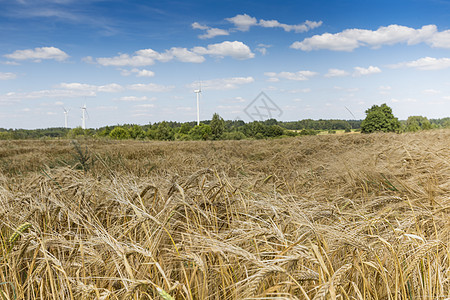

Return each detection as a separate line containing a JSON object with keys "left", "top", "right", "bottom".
{"left": 344, "top": 106, "right": 356, "bottom": 119}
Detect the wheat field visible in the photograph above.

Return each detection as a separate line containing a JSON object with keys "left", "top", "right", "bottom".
{"left": 0, "top": 130, "right": 449, "bottom": 299}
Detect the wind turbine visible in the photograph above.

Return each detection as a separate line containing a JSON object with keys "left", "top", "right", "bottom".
{"left": 194, "top": 82, "right": 202, "bottom": 126}
{"left": 63, "top": 107, "right": 70, "bottom": 128}
{"left": 81, "top": 104, "right": 87, "bottom": 129}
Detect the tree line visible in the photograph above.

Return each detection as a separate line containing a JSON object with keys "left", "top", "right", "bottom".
{"left": 0, "top": 106, "right": 449, "bottom": 140}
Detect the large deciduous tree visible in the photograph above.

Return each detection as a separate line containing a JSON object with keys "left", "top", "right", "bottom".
{"left": 361, "top": 103, "right": 400, "bottom": 133}
{"left": 210, "top": 113, "right": 225, "bottom": 140}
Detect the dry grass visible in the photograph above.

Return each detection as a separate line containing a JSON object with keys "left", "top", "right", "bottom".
{"left": 0, "top": 130, "right": 449, "bottom": 299}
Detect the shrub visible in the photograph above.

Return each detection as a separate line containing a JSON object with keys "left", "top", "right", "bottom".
{"left": 109, "top": 127, "right": 130, "bottom": 140}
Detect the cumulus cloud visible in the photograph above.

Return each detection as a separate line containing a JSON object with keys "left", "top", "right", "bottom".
{"left": 4, "top": 46, "right": 69, "bottom": 61}
{"left": 0, "top": 72, "right": 17, "bottom": 80}
{"left": 259, "top": 19, "right": 322, "bottom": 33}
{"left": 57, "top": 82, "right": 124, "bottom": 93}
{"left": 95, "top": 47, "right": 204, "bottom": 67}
{"left": 353, "top": 66, "right": 381, "bottom": 77}
{"left": 127, "top": 83, "right": 174, "bottom": 92}
{"left": 0, "top": 81, "right": 172, "bottom": 102}
{"left": 91, "top": 41, "right": 253, "bottom": 67}
{"left": 291, "top": 24, "right": 447, "bottom": 51}
{"left": 324, "top": 68, "right": 349, "bottom": 78}
{"left": 188, "top": 76, "right": 254, "bottom": 90}
{"left": 225, "top": 14, "right": 257, "bottom": 31}
{"left": 192, "top": 41, "right": 254, "bottom": 59}
{"left": 389, "top": 57, "right": 450, "bottom": 70}
{"left": 264, "top": 70, "right": 318, "bottom": 81}
{"left": 121, "top": 68, "right": 155, "bottom": 77}
{"left": 225, "top": 14, "right": 322, "bottom": 33}
{"left": 192, "top": 22, "right": 230, "bottom": 39}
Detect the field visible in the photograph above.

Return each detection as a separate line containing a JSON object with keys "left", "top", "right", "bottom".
{"left": 0, "top": 130, "right": 449, "bottom": 299}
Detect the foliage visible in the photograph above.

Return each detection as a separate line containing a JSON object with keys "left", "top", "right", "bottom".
{"left": 0, "top": 113, "right": 448, "bottom": 141}
{"left": 67, "top": 127, "right": 87, "bottom": 138}
{"left": 210, "top": 113, "right": 225, "bottom": 140}
{"left": 155, "top": 121, "right": 175, "bottom": 141}
{"left": 109, "top": 126, "right": 130, "bottom": 140}
{"left": 405, "top": 116, "right": 432, "bottom": 132}
{"left": 0, "top": 131, "right": 12, "bottom": 140}
{"left": 188, "top": 124, "right": 212, "bottom": 140}
{"left": 299, "top": 129, "right": 319, "bottom": 135}
{"left": 361, "top": 103, "right": 401, "bottom": 133}
{"left": 128, "top": 124, "right": 146, "bottom": 139}
{"left": 70, "top": 140, "right": 96, "bottom": 171}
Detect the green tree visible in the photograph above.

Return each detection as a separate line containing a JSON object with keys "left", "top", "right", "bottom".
{"left": 155, "top": 121, "right": 174, "bottom": 140}
{"left": 128, "top": 125, "right": 145, "bottom": 139}
{"left": 210, "top": 113, "right": 225, "bottom": 140}
{"left": 109, "top": 126, "right": 130, "bottom": 139}
{"left": 179, "top": 123, "right": 192, "bottom": 135}
{"left": 361, "top": 103, "right": 400, "bottom": 133}
{"left": 0, "top": 131, "right": 12, "bottom": 140}
{"left": 188, "top": 124, "right": 212, "bottom": 140}
{"left": 67, "top": 126, "right": 86, "bottom": 138}
{"left": 406, "top": 116, "right": 431, "bottom": 131}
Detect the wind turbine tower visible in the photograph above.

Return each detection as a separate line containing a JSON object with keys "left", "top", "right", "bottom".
{"left": 81, "top": 104, "right": 87, "bottom": 129}
{"left": 194, "top": 83, "right": 201, "bottom": 126}
{"left": 63, "top": 107, "right": 69, "bottom": 128}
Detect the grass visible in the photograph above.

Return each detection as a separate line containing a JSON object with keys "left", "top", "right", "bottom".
{"left": 0, "top": 130, "right": 449, "bottom": 299}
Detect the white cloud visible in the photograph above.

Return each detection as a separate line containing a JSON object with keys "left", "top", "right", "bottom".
{"left": 264, "top": 70, "right": 318, "bottom": 81}
{"left": 288, "top": 88, "right": 311, "bottom": 93}
{"left": 422, "top": 89, "right": 441, "bottom": 95}
{"left": 96, "top": 53, "right": 155, "bottom": 67}
{"left": 0, "top": 81, "right": 171, "bottom": 103}
{"left": 191, "top": 22, "right": 208, "bottom": 30}
{"left": 258, "top": 19, "right": 322, "bottom": 33}
{"left": 4, "top": 46, "right": 69, "bottom": 61}
{"left": 192, "top": 22, "right": 229, "bottom": 39}
{"left": 225, "top": 14, "right": 257, "bottom": 31}
{"left": 188, "top": 76, "right": 254, "bottom": 90}
{"left": 0, "top": 72, "right": 17, "bottom": 80}
{"left": 256, "top": 43, "right": 272, "bottom": 55}
{"left": 379, "top": 85, "right": 392, "bottom": 95}
{"left": 1, "top": 61, "right": 20, "bottom": 65}
{"left": 324, "top": 68, "right": 349, "bottom": 78}
{"left": 118, "top": 96, "right": 156, "bottom": 101}
{"left": 95, "top": 47, "right": 204, "bottom": 67}
{"left": 225, "top": 14, "right": 322, "bottom": 33}
{"left": 192, "top": 41, "right": 255, "bottom": 60}
{"left": 291, "top": 24, "right": 443, "bottom": 51}
{"left": 127, "top": 83, "right": 174, "bottom": 92}
{"left": 121, "top": 68, "right": 155, "bottom": 77}
{"left": 391, "top": 97, "right": 417, "bottom": 103}
{"left": 134, "top": 104, "right": 155, "bottom": 108}
{"left": 199, "top": 28, "right": 230, "bottom": 39}
{"left": 353, "top": 66, "right": 381, "bottom": 77}
{"left": 91, "top": 41, "right": 253, "bottom": 67}
{"left": 389, "top": 57, "right": 450, "bottom": 70}
{"left": 57, "top": 82, "right": 124, "bottom": 93}
{"left": 429, "top": 30, "right": 450, "bottom": 48}
{"left": 0, "top": 89, "right": 96, "bottom": 101}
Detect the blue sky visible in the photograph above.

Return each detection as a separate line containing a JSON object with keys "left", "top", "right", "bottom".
{"left": 1, "top": 0, "right": 450, "bottom": 129}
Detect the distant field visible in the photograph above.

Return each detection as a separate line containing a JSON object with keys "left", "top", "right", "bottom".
{"left": 0, "top": 130, "right": 449, "bottom": 299}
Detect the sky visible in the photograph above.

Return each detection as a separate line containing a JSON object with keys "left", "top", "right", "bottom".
{"left": 1, "top": 0, "right": 450, "bottom": 129}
